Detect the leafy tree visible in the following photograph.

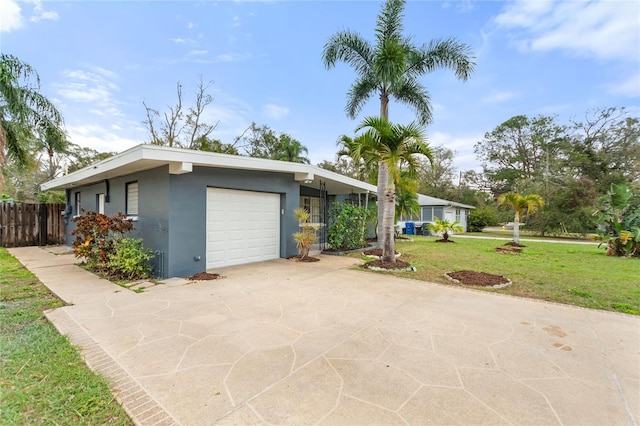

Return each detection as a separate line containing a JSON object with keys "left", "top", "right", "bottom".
{"left": 395, "top": 172, "right": 420, "bottom": 221}
{"left": 336, "top": 134, "right": 372, "bottom": 182}
{"left": 427, "top": 217, "right": 464, "bottom": 242}
{"left": 417, "top": 145, "right": 458, "bottom": 199}
{"left": 355, "top": 116, "right": 432, "bottom": 262}
{"left": 497, "top": 192, "right": 545, "bottom": 245}
{"left": 474, "top": 114, "right": 566, "bottom": 194}
{"left": 568, "top": 107, "right": 640, "bottom": 192}
{"left": 323, "top": 0, "right": 475, "bottom": 251}
{"left": 39, "top": 125, "right": 69, "bottom": 180}
{"left": 190, "top": 135, "right": 239, "bottom": 155}
{"left": 66, "top": 145, "right": 115, "bottom": 173}
{"left": 467, "top": 206, "right": 501, "bottom": 232}
{"left": 235, "top": 123, "right": 309, "bottom": 163}
{"left": 1, "top": 54, "right": 65, "bottom": 194}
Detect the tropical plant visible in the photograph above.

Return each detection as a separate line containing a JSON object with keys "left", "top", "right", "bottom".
{"left": 427, "top": 217, "right": 464, "bottom": 242}
{"left": 292, "top": 208, "right": 319, "bottom": 260}
{"left": 327, "top": 202, "right": 372, "bottom": 250}
{"left": 594, "top": 183, "right": 640, "bottom": 257}
{"left": 108, "top": 237, "right": 154, "bottom": 280}
{"left": 355, "top": 116, "right": 432, "bottom": 262}
{"left": 467, "top": 206, "right": 500, "bottom": 232}
{"left": 497, "top": 192, "right": 545, "bottom": 245}
{"left": 323, "top": 0, "right": 475, "bottom": 252}
{"left": 395, "top": 171, "right": 420, "bottom": 221}
{"left": 0, "top": 54, "right": 65, "bottom": 194}
{"left": 71, "top": 211, "right": 134, "bottom": 270}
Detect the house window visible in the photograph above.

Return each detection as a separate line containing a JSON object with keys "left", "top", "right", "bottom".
{"left": 455, "top": 208, "right": 461, "bottom": 222}
{"left": 433, "top": 207, "right": 444, "bottom": 221}
{"left": 126, "top": 182, "right": 138, "bottom": 216}
{"left": 96, "top": 193, "right": 105, "bottom": 214}
{"left": 300, "top": 196, "right": 321, "bottom": 224}
{"left": 421, "top": 207, "right": 433, "bottom": 222}
{"left": 74, "top": 192, "right": 81, "bottom": 215}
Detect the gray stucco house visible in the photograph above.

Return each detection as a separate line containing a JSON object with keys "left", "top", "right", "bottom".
{"left": 42, "top": 144, "right": 376, "bottom": 278}
{"left": 397, "top": 194, "right": 475, "bottom": 234}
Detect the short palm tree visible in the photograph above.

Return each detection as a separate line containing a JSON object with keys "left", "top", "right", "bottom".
{"left": 498, "top": 192, "right": 545, "bottom": 245}
{"left": 356, "top": 116, "right": 431, "bottom": 263}
{"left": 427, "top": 217, "right": 464, "bottom": 242}
{"left": 1, "top": 54, "right": 64, "bottom": 194}
{"left": 273, "top": 135, "right": 310, "bottom": 164}
{"left": 323, "top": 0, "right": 475, "bottom": 250}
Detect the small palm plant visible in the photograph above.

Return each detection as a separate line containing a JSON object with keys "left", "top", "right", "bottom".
{"left": 427, "top": 217, "right": 464, "bottom": 242}
{"left": 292, "top": 208, "right": 319, "bottom": 260}
{"left": 497, "top": 192, "right": 544, "bottom": 245}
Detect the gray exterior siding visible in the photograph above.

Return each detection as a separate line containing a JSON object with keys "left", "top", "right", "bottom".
{"left": 63, "top": 165, "right": 301, "bottom": 278}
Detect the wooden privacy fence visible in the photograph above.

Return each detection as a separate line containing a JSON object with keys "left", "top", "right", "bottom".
{"left": 0, "top": 203, "right": 66, "bottom": 247}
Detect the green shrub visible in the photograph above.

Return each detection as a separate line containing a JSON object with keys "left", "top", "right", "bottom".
{"left": 108, "top": 238, "right": 153, "bottom": 280}
{"left": 327, "top": 202, "right": 371, "bottom": 250}
{"left": 71, "top": 211, "right": 134, "bottom": 270}
{"left": 467, "top": 206, "right": 500, "bottom": 232}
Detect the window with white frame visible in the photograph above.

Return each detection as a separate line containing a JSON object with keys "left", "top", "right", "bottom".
{"left": 126, "top": 182, "right": 138, "bottom": 216}
{"left": 300, "top": 196, "right": 321, "bottom": 224}
{"left": 74, "top": 192, "right": 81, "bottom": 215}
{"left": 455, "top": 208, "right": 461, "bottom": 222}
{"left": 96, "top": 193, "right": 105, "bottom": 214}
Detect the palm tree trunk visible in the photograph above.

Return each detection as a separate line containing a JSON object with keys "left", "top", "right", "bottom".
{"left": 381, "top": 181, "right": 396, "bottom": 263}
{"left": 0, "top": 123, "right": 6, "bottom": 195}
{"left": 513, "top": 211, "right": 520, "bottom": 245}
{"left": 377, "top": 161, "right": 388, "bottom": 249}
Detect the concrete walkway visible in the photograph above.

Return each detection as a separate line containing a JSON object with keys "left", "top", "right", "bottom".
{"left": 9, "top": 246, "right": 639, "bottom": 426}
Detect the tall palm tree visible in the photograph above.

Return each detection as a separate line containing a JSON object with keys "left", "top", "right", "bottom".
{"left": 336, "top": 134, "right": 372, "bottom": 183}
{"left": 356, "top": 116, "right": 432, "bottom": 262}
{"left": 0, "top": 54, "right": 64, "bottom": 194}
{"left": 497, "top": 192, "right": 545, "bottom": 245}
{"left": 322, "top": 0, "right": 475, "bottom": 249}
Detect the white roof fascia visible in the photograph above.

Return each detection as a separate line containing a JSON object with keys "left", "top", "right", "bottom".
{"left": 417, "top": 193, "right": 475, "bottom": 209}
{"left": 42, "top": 144, "right": 378, "bottom": 194}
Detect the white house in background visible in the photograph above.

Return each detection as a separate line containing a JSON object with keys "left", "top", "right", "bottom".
{"left": 397, "top": 194, "right": 475, "bottom": 235}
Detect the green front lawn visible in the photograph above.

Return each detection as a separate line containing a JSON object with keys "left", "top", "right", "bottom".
{"left": 0, "top": 248, "right": 132, "bottom": 425}
{"left": 371, "top": 236, "right": 639, "bottom": 315}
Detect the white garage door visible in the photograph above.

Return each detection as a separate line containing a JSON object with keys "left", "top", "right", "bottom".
{"left": 206, "top": 188, "right": 280, "bottom": 269}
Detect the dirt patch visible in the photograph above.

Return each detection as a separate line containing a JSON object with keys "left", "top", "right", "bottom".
{"left": 188, "top": 272, "right": 223, "bottom": 281}
{"left": 435, "top": 239, "right": 456, "bottom": 243}
{"left": 288, "top": 255, "right": 321, "bottom": 262}
{"left": 495, "top": 247, "right": 523, "bottom": 254}
{"left": 504, "top": 241, "right": 527, "bottom": 247}
{"left": 445, "top": 270, "right": 511, "bottom": 287}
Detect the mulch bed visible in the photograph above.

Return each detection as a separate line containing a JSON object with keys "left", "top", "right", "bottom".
{"left": 187, "top": 272, "right": 223, "bottom": 280}
{"left": 288, "top": 255, "right": 321, "bottom": 262}
{"left": 435, "top": 239, "right": 455, "bottom": 243}
{"left": 445, "top": 270, "right": 510, "bottom": 287}
{"left": 362, "top": 259, "right": 413, "bottom": 272}
{"left": 362, "top": 248, "right": 400, "bottom": 257}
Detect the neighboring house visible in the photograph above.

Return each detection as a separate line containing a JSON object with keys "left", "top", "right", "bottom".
{"left": 42, "top": 144, "right": 376, "bottom": 278}
{"left": 397, "top": 194, "right": 475, "bottom": 234}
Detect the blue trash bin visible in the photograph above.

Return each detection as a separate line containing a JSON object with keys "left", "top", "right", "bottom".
{"left": 406, "top": 221, "right": 415, "bottom": 235}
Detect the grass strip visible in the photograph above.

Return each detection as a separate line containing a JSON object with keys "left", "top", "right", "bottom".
{"left": 0, "top": 248, "right": 132, "bottom": 425}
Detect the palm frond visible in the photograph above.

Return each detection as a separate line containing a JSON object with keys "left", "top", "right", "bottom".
{"left": 375, "top": 0, "right": 406, "bottom": 44}
{"left": 414, "top": 37, "right": 476, "bottom": 81}
{"left": 393, "top": 78, "right": 433, "bottom": 125}
{"left": 322, "top": 31, "right": 374, "bottom": 76}
{"left": 345, "top": 75, "right": 378, "bottom": 119}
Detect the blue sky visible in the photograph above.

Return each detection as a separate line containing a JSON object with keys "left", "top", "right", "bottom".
{"left": 2, "top": 0, "right": 639, "bottom": 173}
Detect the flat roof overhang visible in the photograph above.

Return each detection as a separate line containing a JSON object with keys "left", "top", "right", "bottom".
{"left": 42, "top": 144, "right": 377, "bottom": 197}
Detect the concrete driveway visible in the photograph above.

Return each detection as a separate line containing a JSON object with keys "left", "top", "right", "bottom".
{"left": 9, "top": 246, "right": 639, "bottom": 426}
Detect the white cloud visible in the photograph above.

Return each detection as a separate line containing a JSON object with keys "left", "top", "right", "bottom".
{"left": 481, "top": 91, "right": 518, "bottom": 104}
{"left": 29, "top": 0, "right": 58, "bottom": 23}
{"left": 605, "top": 72, "right": 640, "bottom": 98}
{"left": 187, "top": 21, "right": 195, "bottom": 29}
{"left": 232, "top": 16, "right": 241, "bottom": 27}
{"left": 213, "top": 52, "right": 252, "bottom": 63}
{"left": 54, "top": 67, "right": 123, "bottom": 116}
{"left": 430, "top": 131, "right": 483, "bottom": 172}
{"left": 170, "top": 37, "right": 187, "bottom": 44}
{"left": 495, "top": 0, "right": 640, "bottom": 62}
{"left": 0, "top": 0, "right": 23, "bottom": 32}
{"left": 262, "top": 103, "right": 289, "bottom": 120}
{"left": 66, "top": 124, "right": 140, "bottom": 153}
{"left": 188, "top": 49, "right": 208, "bottom": 56}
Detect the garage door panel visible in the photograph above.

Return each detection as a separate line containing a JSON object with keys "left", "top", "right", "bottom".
{"left": 206, "top": 188, "right": 280, "bottom": 269}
